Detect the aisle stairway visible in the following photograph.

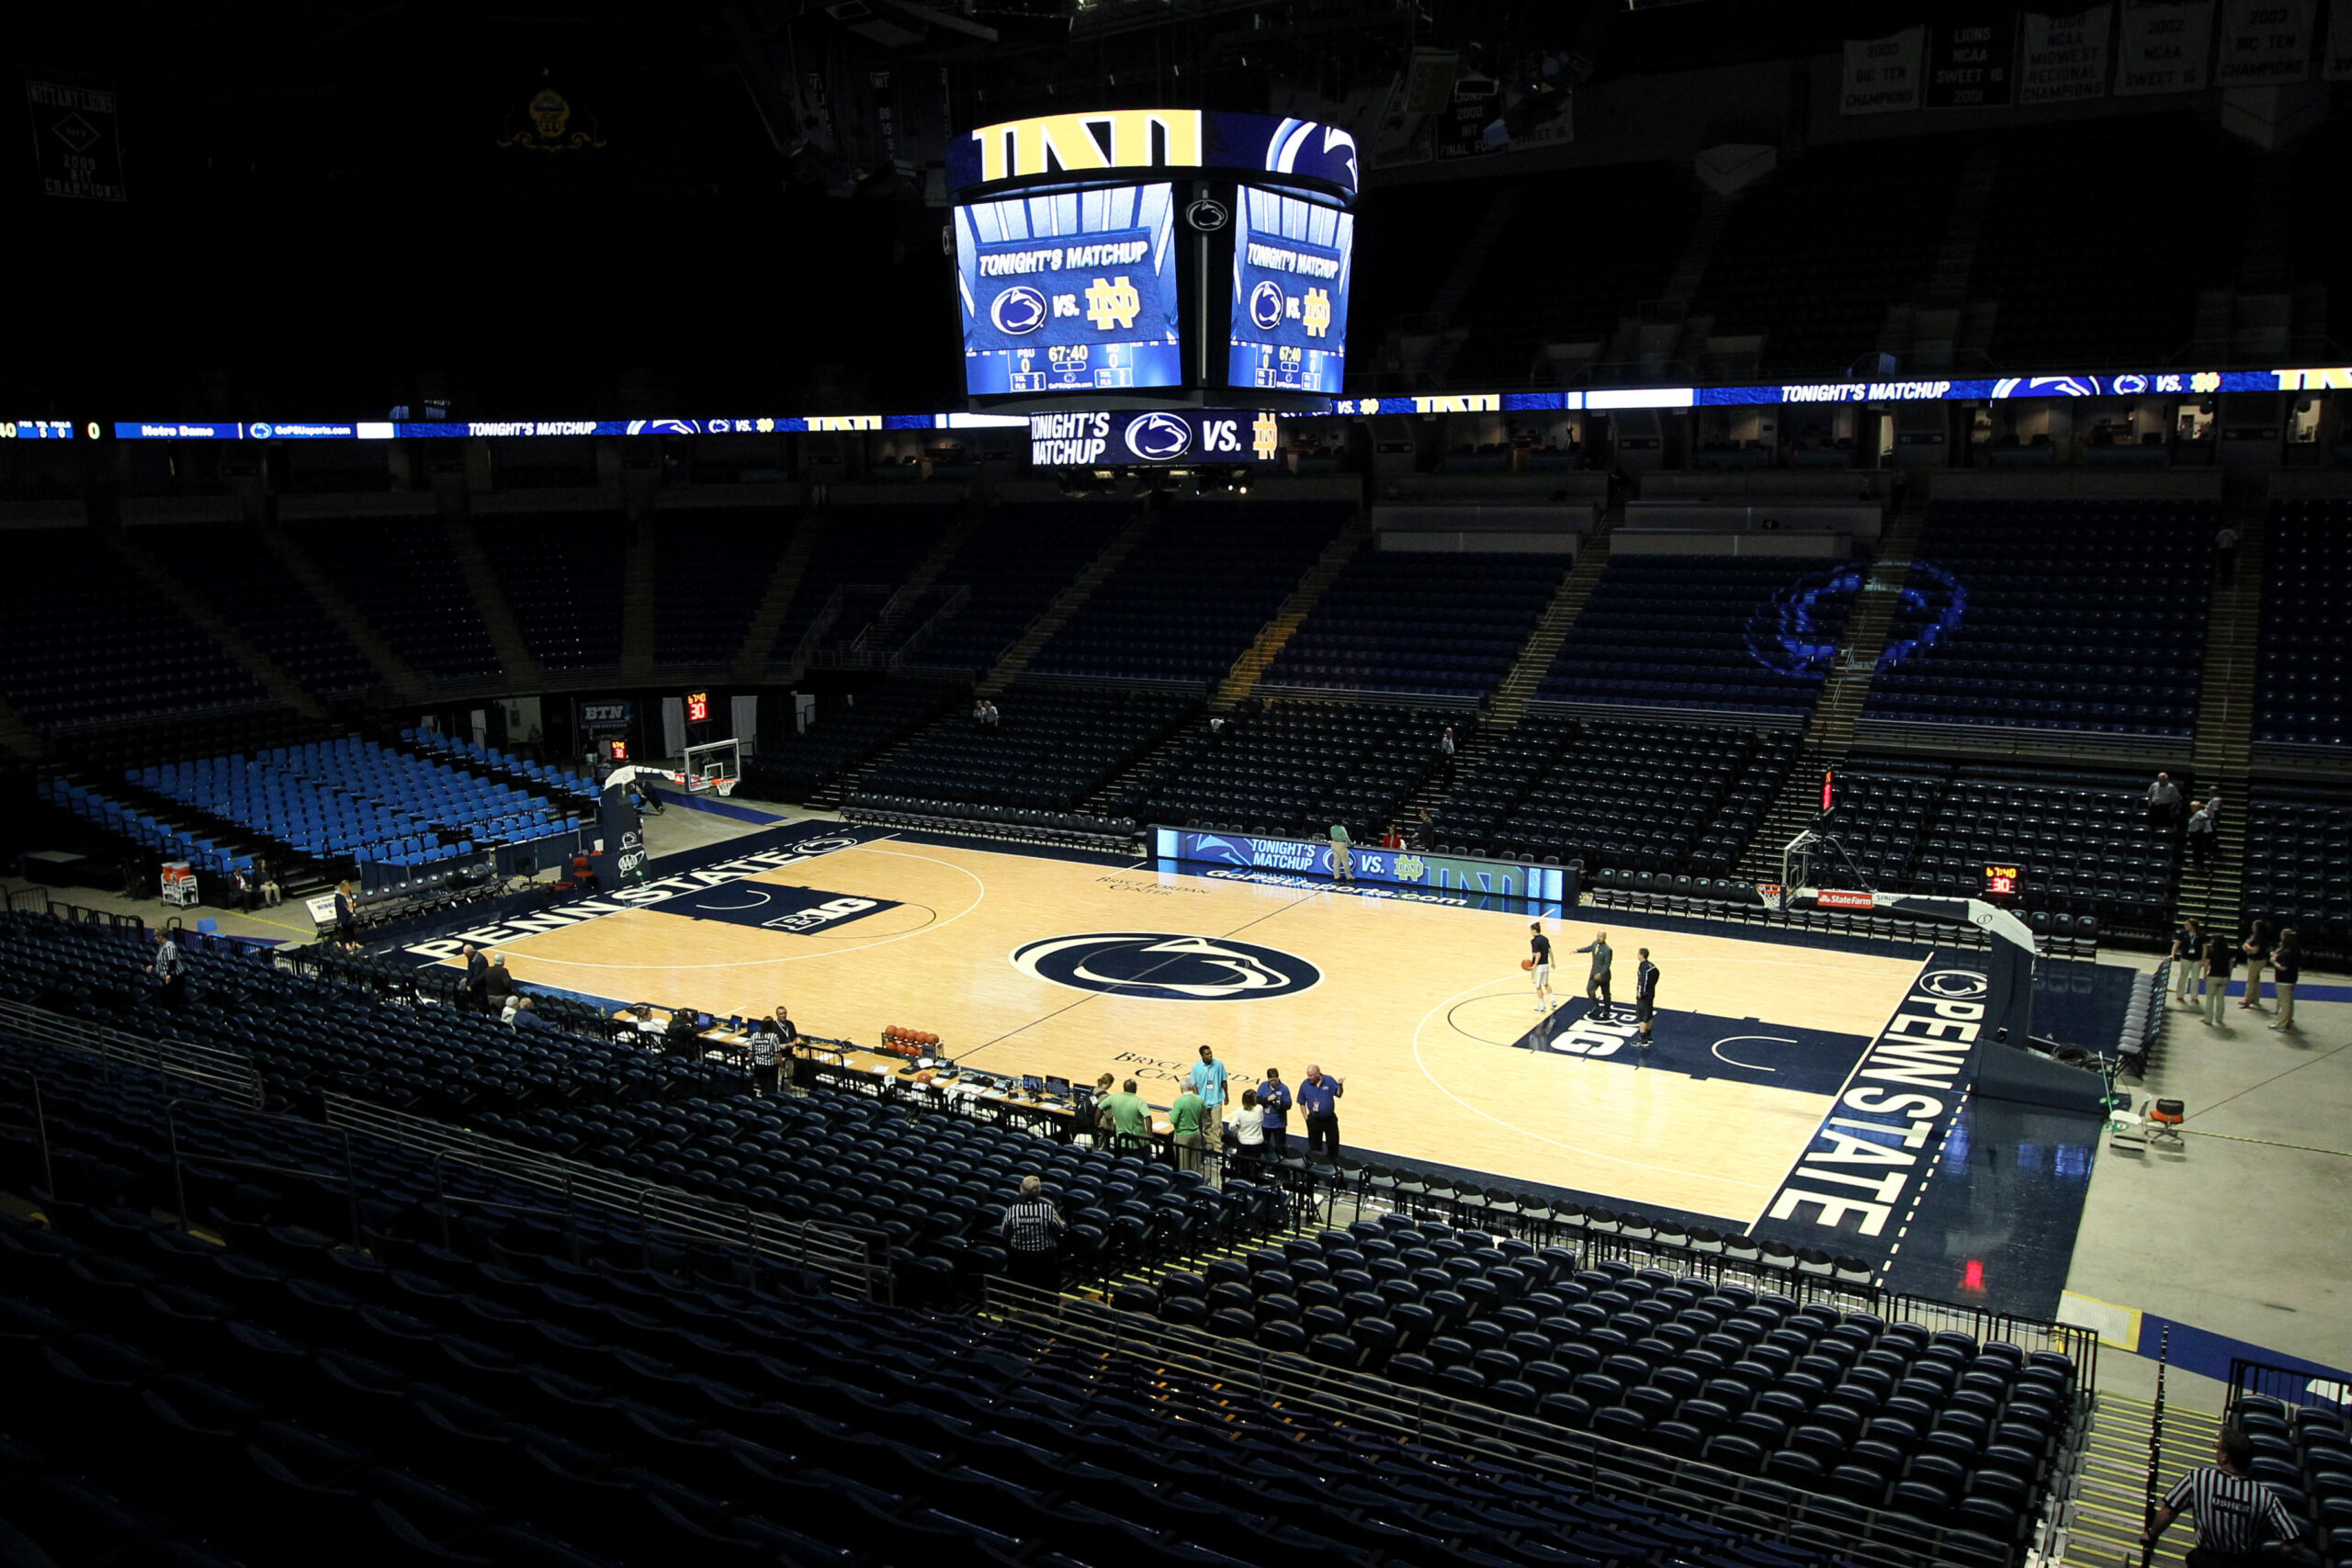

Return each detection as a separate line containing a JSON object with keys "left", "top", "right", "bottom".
{"left": 1214, "top": 510, "right": 1378, "bottom": 706}
{"left": 2175, "top": 506, "right": 2263, "bottom": 938}
{"left": 616, "top": 530, "right": 657, "bottom": 682}
{"left": 1734, "top": 499, "right": 1925, "bottom": 885}
{"left": 730, "top": 513, "right": 827, "bottom": 681}
{"left": 440, "top": 516, "right": 542, "bottom": 689}
{"left": 1486, "top": 508, "right": 1619, "bottom": 729}
{"left": 259, "top": 524, "right": 425, "bottom": 700}
{"left": 860, "top": 509, "right": 983, "bottom": 655}
{"left": 978, "top": 512, "right": 1158, "bottom": 695}
{"left": 94, "top": 524, "right": 327, "bottom": 722}
{"left": 2066, "top": 1386, "right": 2222, "bottom": 1568}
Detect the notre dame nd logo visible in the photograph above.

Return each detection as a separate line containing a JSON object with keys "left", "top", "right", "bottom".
{"left": 1085, "top": 276, "right": 1141, "bottom": 331}
{"left": 1302, "top": 288, "right": 1333, "bottom": 339}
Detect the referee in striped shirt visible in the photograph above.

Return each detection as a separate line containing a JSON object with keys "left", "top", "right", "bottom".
{"left": 999, "top": 1176, "right": 1066, "bottom": 1291}
{"left": 2143, "top": 1427, "right": 2303, "bottom": 1564}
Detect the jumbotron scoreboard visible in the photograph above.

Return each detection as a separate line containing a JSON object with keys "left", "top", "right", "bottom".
{"left": 947, "top": 109, "right": 1358, "bottom": 412}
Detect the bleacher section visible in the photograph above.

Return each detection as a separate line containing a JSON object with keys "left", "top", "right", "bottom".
{"left": 47, "top": 737, "right": 586, "bottom": 892}
{"left": 765, "top": 506, "right": 958, "bottom": 669}
{"left": 480, "top": 513, "right": 628, "bottom": 671}
{"left": 1263, "top": 548, "right": 1572, "bottom": 701}
{"left": 1538, "top": 557, "right": 1847, "bottom": 717}
{"left": 1428, "top": 716, "right": 1795, "bottom": 876}
{"left": 1029, "top": 502, "right": 1351, "bottom": 683}
{"left": 1117, "top": 701, "right": 1450, "bottom": 841}
{"left": 1888, "top": 761, "right": 2179, "bottom": 936}
{"left": 0, "top": 528, "right": 269, "bottom": 731}
{"left": 137, "top": 523, "right": 380, "bottom": 696}
{"left": 1114, "top": 1218, "right": 2080, "bottom": 1552}
{"left": 1865, "top": 501, "right": 2213, "bottom": 738}
{"left": 850, "top": 682, "right": 1195, "bottom": 827}
{"left": 898, "top": 504, "right": 1131, "bottom": 675}
{"left": 1692, "top": 139, "right": 1967, "bottom": 378}
{"left": 2243, "top": 785, "right": 2352, "bottom": 960}
{"left": 2256, "top": 498, "right": 2349, "bottom": 750}
{"left": 742, "top": 683, "right": 957, "bottom": 805}
{"left": 650, "top": 505, "right": 797, "bottom": 669}
{"left": 296, "top": 515, "right": 503, "bottom": 683}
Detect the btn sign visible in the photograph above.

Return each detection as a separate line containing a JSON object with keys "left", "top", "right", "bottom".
{"left": 684, "top": 691, "right": 710, "bottom": 725}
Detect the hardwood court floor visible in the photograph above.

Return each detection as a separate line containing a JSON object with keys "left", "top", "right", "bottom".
{"left": 475, "top": 838, "right": 1927, "bottom": 1228}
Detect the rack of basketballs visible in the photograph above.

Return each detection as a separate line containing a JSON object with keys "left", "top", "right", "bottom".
{"left": 879, "top": 1024, "right": 943, "bottom": 1061}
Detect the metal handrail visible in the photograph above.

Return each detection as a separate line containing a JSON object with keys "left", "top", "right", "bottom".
{"left": 166, "top": 1098, "right": 363, "bottom": 1247}
{"left": 322, "top": 1092, "right": 885, "bottom": 1302}
{"left": 980, "top": 1278, "right": 2061, "bottom": 1568}
{"left": 0, "top": 1066, "right": 54, "bottom": 1196}
{"left": 0, "top": 998, "right": 264, "bottom": 1108}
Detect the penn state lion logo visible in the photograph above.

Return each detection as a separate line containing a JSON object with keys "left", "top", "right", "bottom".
{"left": 1012, "top": 933, "right": 1318, "bottom": 1002}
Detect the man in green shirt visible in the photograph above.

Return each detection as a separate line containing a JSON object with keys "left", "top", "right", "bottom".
{"left": 1328, "top": 821, "right": 1352, "bottom": 884}
{"left": 1170, "top": 1085, "right": 1208, "bottom": 1172}
{"left": 1101, "top": 1077, "right": 1152, "bottom": 1149}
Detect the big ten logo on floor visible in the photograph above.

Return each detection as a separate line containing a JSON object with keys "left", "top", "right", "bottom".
{"left": 1536, "top": 1015, "right": 1636, "bottom": 1058}
{"left": 663, "top": 885, "right": 901, "bottom": 934}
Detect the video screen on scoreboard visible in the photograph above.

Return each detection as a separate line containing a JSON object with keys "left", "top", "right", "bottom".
{"left": 1227, "top": 186, "right": 1353, "bottom": 394}
{"left": 956, "top": 183, "right": 1182, "bottom": 396}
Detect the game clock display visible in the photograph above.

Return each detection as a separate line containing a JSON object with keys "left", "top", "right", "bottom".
{"left": 956, "top": 184, "right": 1182, "bottom": 396}
{"left": 1982, "top": 863, "right": 2024, "bottom": 902}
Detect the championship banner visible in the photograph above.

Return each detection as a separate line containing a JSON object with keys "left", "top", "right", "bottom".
{"left": 2018, "top": 7, "right": 2113, "bottom": 102}
{"left": 1841, "top": 27, "right": 1928, "bottom": 114}
{"left": 2330, "top": 0, "right": 2352, "bottom": 76}
{"left": 1927, "top": 13, "right": 2018, "bottom": 107}
{"left": 25, "top": 79, "right": 126, "bottom": 201}
{"left": 2214, "top": 0, "right": 2315, "bottom": 83}
{"left": 2117, "top": 0, "right": 2216, "bottom": 93}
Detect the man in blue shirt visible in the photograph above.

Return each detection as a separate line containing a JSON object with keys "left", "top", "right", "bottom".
{"left": 1255, "top": 1067, "right": 1294, "bottom": 1160}
{"left": 1297, "top": 1063, "right": 1345, "bottom": 1164}
{"left": 1188, "top": 1044, "right": 1230, "bottom": 1154}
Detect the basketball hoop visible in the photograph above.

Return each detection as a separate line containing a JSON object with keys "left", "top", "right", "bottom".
{"left": 680, "top": 737, "right": 743, "bottom": 797}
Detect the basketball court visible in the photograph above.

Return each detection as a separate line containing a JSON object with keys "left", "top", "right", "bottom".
{"left": 401, "top": 822, "right": 1987, "bottom": 1255}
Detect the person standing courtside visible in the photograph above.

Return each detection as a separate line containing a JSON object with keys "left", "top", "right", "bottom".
{"left": 1298, "top": 1064, "right": 1344, "bottom": 1163}
{"left": 999, "top": 1176, "right": 1066, "bottom": 1291}
{"left": 1102, "top": 1078, "right": 1152, "bottom": 1152}
{"left": 1170, "top": 1080, "right": 1208, "bottom": 1172}
{"left": 2238, "top": 919, "right": 2270, "bottom": 1012}
{"left": 1633, "top": 948, "right": 1660, "bottom": 1054}
{"left": 2269, "top": 929, "right": 2301, "bottom": 1032}
{"left": 1188, "top": 1045, "right": 1230, "bottom": 1156}
{"left": 1256, "top": 1068, "right": 1293, "bottom": 1160}
{"left": 1328, "top": 820, "right": 1352, "bottom": 884}
{"left": 2142, "top": 1426, "right": 2302, "bottom": 1565}
{"left": 1225, "top": 1090, "right": 1265, "bottom": 1170}
{"left": 2202, "top": 932, "right": 2234, "bottom": 1027}
{"left": 2170, "top": 916, "right": 2202, "bottom": 1008}
{"left": 1577, "top": 931, "right": 1615, "bottom": 1022}
{"left": 1528, "top": 921, "right": 1555, "bottom": 1014}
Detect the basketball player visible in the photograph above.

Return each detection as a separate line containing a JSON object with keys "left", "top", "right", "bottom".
{"left": 1577, "top": 931, "right": 1614, "bottom": 1021}
{"left": 1527, "top": 921, "right": 1554, "bottom": 1013}
{"left": 1633, "top": 948, "right": 1659, "bottom": 1051}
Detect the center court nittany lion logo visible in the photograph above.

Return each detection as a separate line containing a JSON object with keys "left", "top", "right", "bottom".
{"left": 1012, "top": 933, "right": 1318, "bottom": 1002}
